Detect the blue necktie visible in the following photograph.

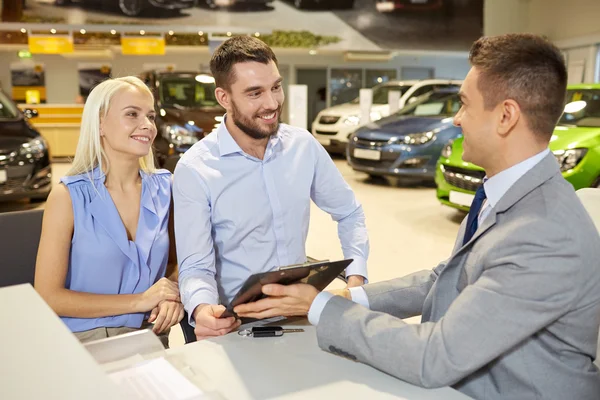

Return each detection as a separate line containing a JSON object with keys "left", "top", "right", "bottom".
{"left": 462, "top": 184, "right": 487, "bottom": 246}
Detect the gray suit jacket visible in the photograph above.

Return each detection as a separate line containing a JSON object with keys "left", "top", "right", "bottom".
{"left": 316, "top": 154, "right": 600, "bottom": 400}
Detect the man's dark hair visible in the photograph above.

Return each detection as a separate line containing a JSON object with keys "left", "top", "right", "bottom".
{"left": 469, "top": 33, "right": 567, "bottom": 137}
{"left": 209, "top": 35, "right": 278, "bottom": 90}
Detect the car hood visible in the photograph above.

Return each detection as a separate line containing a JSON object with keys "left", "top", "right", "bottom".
{"left": 319, "top": 103, "right": 389, "bottom": 117}
{"left": 355, "top": 116, "right": 452, "bottom": 140}
{"left": 160, "top": 105, "right": 224, "bottom": 135}
{"left": 550, "top": 126, "right": 600, "bottom": 150}
{"left": 444, "top": 125, "right": 600, "bottom": 171}
{"left": 0, "top": 119, "right": 38, "bottom": 152}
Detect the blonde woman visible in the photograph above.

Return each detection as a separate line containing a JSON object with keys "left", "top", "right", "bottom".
{"left": 34, "top": 76, "right": 183, "bottom": 348}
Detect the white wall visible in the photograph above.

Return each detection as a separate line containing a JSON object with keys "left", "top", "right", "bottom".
{"left": 484, "top": 0, "right": 600, "bottom": 83}
{"left": 0, "top": 47, "right": 470, "bottom": 104}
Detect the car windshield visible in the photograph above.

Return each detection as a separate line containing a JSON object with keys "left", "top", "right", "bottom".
{"left": 350, "top": 84, "right": 412, "bottom": 105}
{"left": 395, "top": 90, "right": 461, "bottom": 117}
{"left": 559, "top": 89, "right": 600, "bottom": 127}
{"left": 0, "top": 91, "right": 19, "bottom": 119}
{"left": 159, "top": 75, "right": 219, "bottom": 108}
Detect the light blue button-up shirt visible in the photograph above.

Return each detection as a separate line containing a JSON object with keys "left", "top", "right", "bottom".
{"left": 308, "top": 148, "right": 551, "bottom": 325}
{"left": 173, "top": 118, "right": 369, "bottom": 321}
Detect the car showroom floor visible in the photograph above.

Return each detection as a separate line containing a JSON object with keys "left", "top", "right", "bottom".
{"left": 3, "top": 157, "right": 466, "bottom": 347}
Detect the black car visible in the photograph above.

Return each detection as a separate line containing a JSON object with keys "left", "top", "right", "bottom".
{"left": 292, "top": 0, "right": 354, "bottom": 9}
{"left": 140, "top": 70, "right": 225, "bottom": 172}
{"left": 55, "top": 0, "right": 197, "bottom": 17}
{"left": 201, "top": 0, "right": 272, "bottom": 8}
{"left": 0, "top": 91, "right": 52, "bottom": 202}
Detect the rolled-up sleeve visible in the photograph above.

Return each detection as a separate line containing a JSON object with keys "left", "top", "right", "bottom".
{"left": 310, "top": 140, "right": 370, "bottom": 281}
{"left": 173, "top": 161, "right": 219, "bottom": 325}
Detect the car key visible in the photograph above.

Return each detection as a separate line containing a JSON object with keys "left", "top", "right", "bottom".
{"left": 239, "top": 326, "right": 305, "bottom": 338}
{"left": 252, "top": 326, "right": 304, "bottom": 338}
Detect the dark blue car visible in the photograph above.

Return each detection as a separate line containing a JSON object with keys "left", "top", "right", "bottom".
{"left": 346, "top": 88, "right": 462, "bottom": 180}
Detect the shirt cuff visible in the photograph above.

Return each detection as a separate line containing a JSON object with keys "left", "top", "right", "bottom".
{"left": 348, "top": 287, "right": 370, "bottom": 309}
{"left": 344, "top": 257, "right": 368, "bottom": 284}
{"left": 308, "top": 291, "right": 335, "bottom": 326}
{"left": 185, "top": 290, "right": 219, "bottom": 327}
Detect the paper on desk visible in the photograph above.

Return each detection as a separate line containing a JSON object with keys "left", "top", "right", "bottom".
{"left": 108, "top": 357, "right": 206, "bottom": 400}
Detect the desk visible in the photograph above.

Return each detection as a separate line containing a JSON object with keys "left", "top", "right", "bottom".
{"left": 1, "top": 284, "right": 470, "bottom": 400}
{"left": 166, "top": 320, "right": 471, "bottom": 400}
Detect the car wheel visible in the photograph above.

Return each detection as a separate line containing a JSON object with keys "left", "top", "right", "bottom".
{"left": 119, "top": 0, "right": 145, "bottom": 16}
{"left": 30, "top": 193, "right": 49, "bottom": 203}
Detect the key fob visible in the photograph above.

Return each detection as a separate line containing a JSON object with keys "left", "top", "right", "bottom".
{"left": 251, "top": 326, "right": 283, "bottom": 338}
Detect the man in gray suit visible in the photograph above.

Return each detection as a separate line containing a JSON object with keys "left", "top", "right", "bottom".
{"left": 234, "top": 33, "right": 600, "bottom": 399}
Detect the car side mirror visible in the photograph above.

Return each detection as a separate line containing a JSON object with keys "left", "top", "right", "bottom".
{"left": 23, "top": 108, "right": 38, "bottom": 119}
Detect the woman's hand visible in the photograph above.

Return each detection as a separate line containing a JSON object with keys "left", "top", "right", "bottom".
{"left": 137, "top": 278, "right": 180, "bottom": 312}
{"left": 148, "top": 300, "right": 185, "bottom": 334}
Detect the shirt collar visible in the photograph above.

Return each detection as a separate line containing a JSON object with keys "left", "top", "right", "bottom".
{"left": 217, "top": 114, "right": 243, "bottom": 157}
{"left": 483, "top": 148, "right": 551, "bottom": 208}
{"left": 217, "top": 114, "right": 283, "bottom": 159}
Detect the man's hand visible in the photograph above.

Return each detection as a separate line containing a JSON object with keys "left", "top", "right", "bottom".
{"left": 148, "top": 300, "right": 184, "bottom": 334}
{"left": 193, "top": 304, "right": 241, "bottom": 341}
{"left": 327, "top": 288, "right": 352, "bottom": 300}
{"left": 346, "top": 275, "right": 365, "bottom": 288}
{"left": 233, "top": 283, "right": 319, "bottom": 320}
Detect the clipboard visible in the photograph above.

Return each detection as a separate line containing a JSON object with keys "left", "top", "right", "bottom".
{"left": 220, "top": 258, "right": 353, "bottom": 319}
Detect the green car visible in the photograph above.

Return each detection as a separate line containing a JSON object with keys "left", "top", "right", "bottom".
{"left": 435, "top": 84, "right": 600, "bottom": 211}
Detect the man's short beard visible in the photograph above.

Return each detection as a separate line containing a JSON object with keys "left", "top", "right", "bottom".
{"left": 231, "top": 100, "right": 280, "bottom": 140}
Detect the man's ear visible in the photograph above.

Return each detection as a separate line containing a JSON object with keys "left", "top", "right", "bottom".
{"left": 215, "top": 87, "right": 230, "bottom": 110}
{"left": 497, "top": 99, "right": 521, "bottom": 137}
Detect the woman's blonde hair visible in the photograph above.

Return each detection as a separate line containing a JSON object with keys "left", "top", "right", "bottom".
{"left": 66, "top": 76, "right": 157, "bottom": 177}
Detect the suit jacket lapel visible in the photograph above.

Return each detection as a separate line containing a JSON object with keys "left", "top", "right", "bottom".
{"left": 427, "top": 153, "right": 562, "bottom": 320}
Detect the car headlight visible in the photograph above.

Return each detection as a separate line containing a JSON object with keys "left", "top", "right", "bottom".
{"left": 20, "top": 138, "right": 47, "bottom": 159}
{"left": 370, "top": 111, "right": 382, "bottom": 121}
{"left": 344, "top": 115, "right": 361, "bottom": 126}
{"left": 163, "top": 124, "right": 199, "bottom": 146}
{"left": 553, "top": 148, "right": 587, "bottom": 172}
{"left": 441, "top": 140, "right": 453, "bottom": 158}
{"left": 344, "top": 112, "right": 383, "bottom": 126}
{"left": 401, "top": 131, "right": 435, "bottom": 145}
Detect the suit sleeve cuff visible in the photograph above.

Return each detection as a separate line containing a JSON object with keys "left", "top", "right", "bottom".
{"left": 348, "top": 286, "right": 370, "bottom": 309}
{"left": 308, "top": 291, "right": 335, "bottom": 326}
{"left": 345, "top": 257, "right": 368, "bottom": 283}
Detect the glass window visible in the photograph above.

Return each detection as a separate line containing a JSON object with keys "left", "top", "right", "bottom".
{"left": 559, "top": 89, "right": 600, "bottom": 127}
{"left": 350, "top": 83, "right": 412, "bottom": 105}
{"left": 330, "top": 69, "right": 362, "bottom": 106}
{"left": 397, "top": 90, "right": 461, "bottom": 117}
{"left": 159, "top": 74, "right": 218, "bottom": 108}
{"left": 0, "top": 91, "right": 19, "bottom": 119}
{"left": 365, "top": 69, "right": 397, "bottom": 88}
